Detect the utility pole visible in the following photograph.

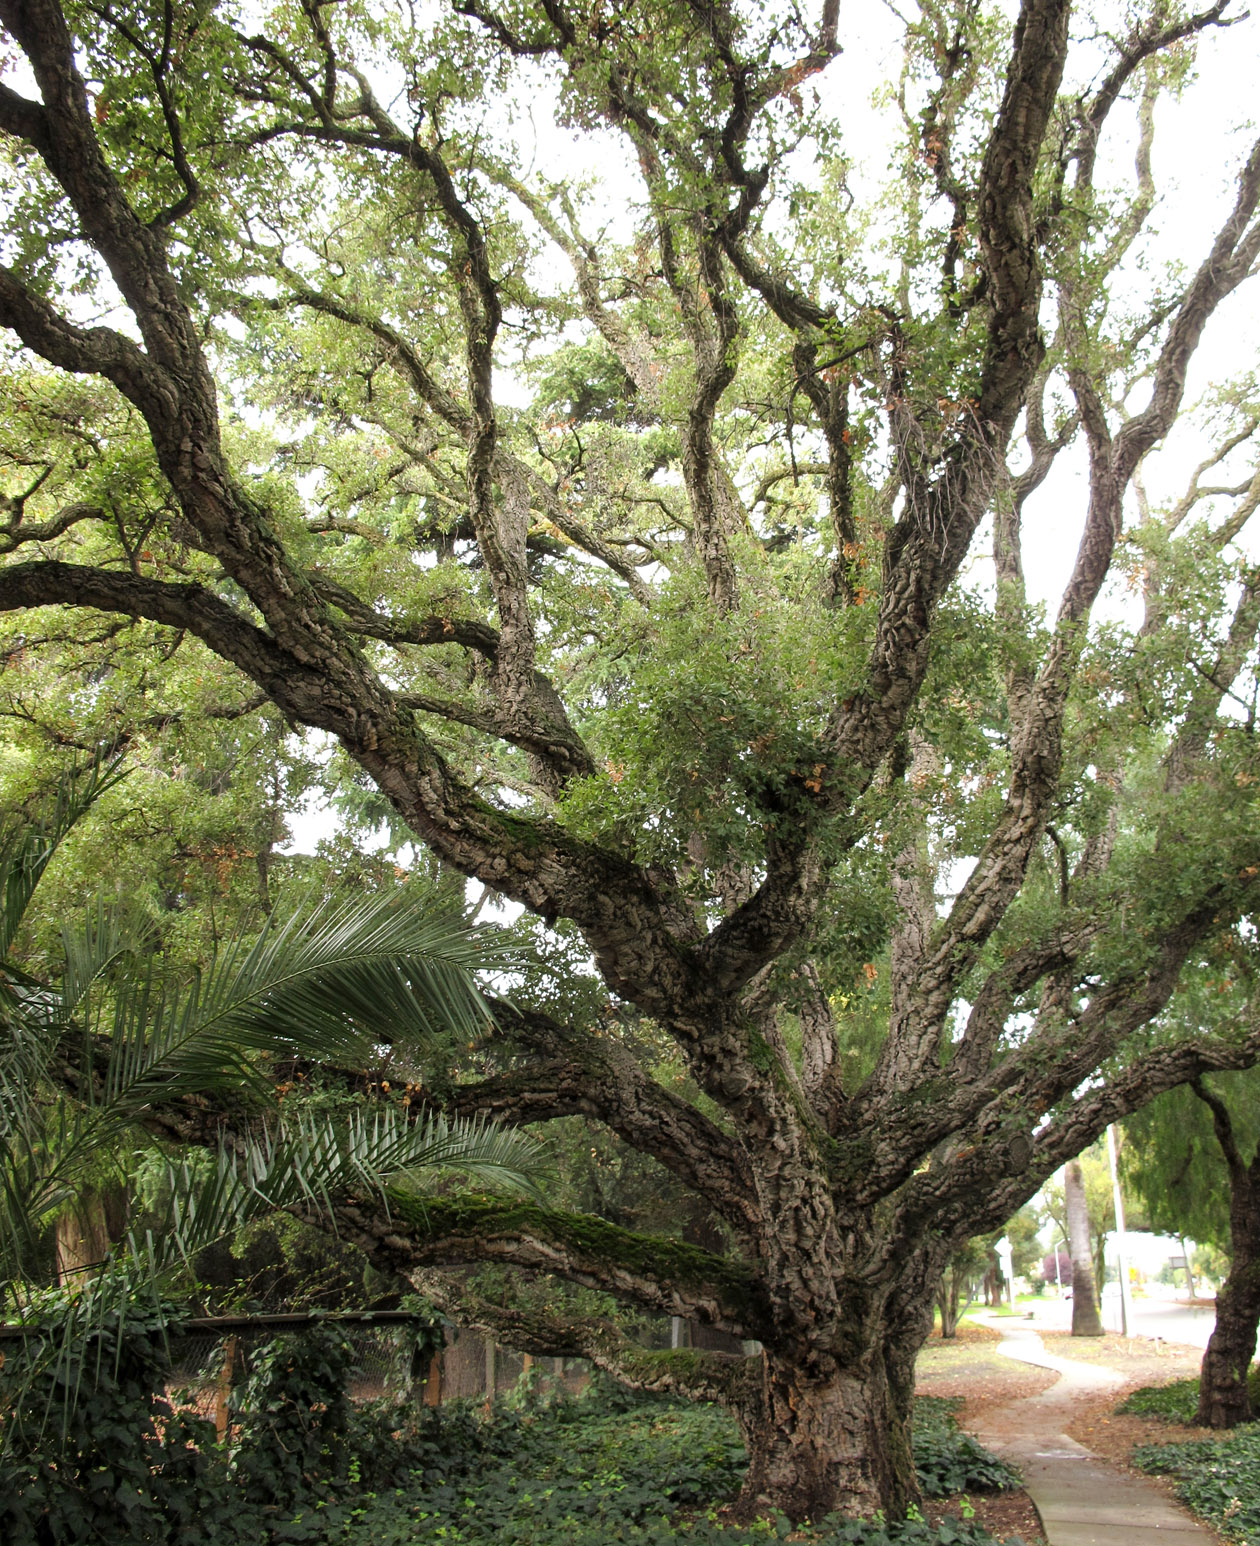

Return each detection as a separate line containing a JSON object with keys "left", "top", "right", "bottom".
{"left": 1107, "top": 1124, "right": 1135, "bottom": 1337}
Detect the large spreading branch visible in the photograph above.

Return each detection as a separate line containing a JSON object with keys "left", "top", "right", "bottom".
{"left": 443, "top": 1003, "right": 763, "bottom": 1234}
{"left": 967, "top": 1027, "right": 1260, "bottom": 1241}
{"left": 862, "top": 118, "right": 1260, "bottom": 1103}
{"left": 408, "top": 1271, "right": 762, "bottom": 1405}
{"left": 695, "top": 0, "right": 1074, "bottom": 997}
{"left": 321, "top": 1189, "right": 770, "bottom": 1336}
{"left": 0, "top": 0, "right": 734, "bottom": 1017}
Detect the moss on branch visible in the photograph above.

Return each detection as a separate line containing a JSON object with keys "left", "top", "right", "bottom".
{"left": 410, "top": 1272, "right": 762, "bottom": 1405}
{"left": 386, "top": 1189, "right": 763, "bottom": 1319}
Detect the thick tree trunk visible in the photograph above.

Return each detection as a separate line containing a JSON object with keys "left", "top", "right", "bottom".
{"left": 1197, "top": 1267, "right": 1260, "bottom": 1427}
{"left": 1189, "top": 1079, "right": 1260, "bottom": 1426}
{"left": 734, "top": 1350, "right": 918, "bottom": 1524}
{"left": 404, "top": 1207, "right": 939, "bottom": 1526}
{"left": 1065, "top": 1160, "right": 1105, "bottom": 1336}
{"left": 1196, "top": 1188, "right": 1260, "bottom": 1426}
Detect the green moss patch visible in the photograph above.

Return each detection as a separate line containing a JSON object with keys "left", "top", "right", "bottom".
{"left": 387, "top": 1191, "right": 761, "bottom": 1312}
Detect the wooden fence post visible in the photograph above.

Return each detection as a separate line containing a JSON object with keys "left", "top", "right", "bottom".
{"left": 214, "top": 1335, "right": 237, "bottom": 1443}
{"left": 424, "top": 1350, "right": 443, "bottom": 1407}
{"left": 483, "top": 1339, "right": 496, "bottom": 1413}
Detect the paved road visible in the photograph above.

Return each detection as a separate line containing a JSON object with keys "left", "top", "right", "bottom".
{"left": 1015, "top": 1294, "right": 1217, "bottom": 1348}
{"left": 1122, "top": 1301, "right": 1217, "bottom": 1349}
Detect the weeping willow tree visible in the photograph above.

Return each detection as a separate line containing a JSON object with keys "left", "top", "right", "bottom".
{"left": 1124, "top": 959, "right": 1260, "bottom": 1429}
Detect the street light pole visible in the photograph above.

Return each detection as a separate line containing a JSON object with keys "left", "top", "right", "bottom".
{"left": 996, "top": 1236, "right": 1016, "bottom": 1312}
{"left": 1107, "top": 1123, "right": 1135, "bottom": 1337}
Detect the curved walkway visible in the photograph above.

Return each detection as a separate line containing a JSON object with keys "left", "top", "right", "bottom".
{"left": 966, "top": 1324, "right": 1214, "bottom": 1546}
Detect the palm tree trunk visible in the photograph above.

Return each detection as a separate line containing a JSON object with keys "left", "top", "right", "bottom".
{"left": 1066, "top": 1160, "right": 1104, "bottom": 1336}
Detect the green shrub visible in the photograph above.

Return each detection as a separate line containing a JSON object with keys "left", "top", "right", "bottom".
{"left": 0, "top": 1301, "right": 1023, "bottom": 1546}
{"left": 0, "top": 1297, "right": 240, "bottom": 1546}
{"left": 230, "top": 1325, "right": 358, "bottom": 1510}
{"left": 309, "top": 1393, "right": 749, "bottom": 1542}
{"left": 305, "top": 1390, "right": 1022, "bottom": 1545}
{"left": 912, "top": 1398, "right": 1021, "bottom": 1497}
{"left": 315, "top": 1485, "right": 1023, "bottom": 1546}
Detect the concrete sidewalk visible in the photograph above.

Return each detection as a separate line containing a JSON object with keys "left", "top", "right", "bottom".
{"left": 966, "top": 1323, "right": 1214, "bottom": 1546}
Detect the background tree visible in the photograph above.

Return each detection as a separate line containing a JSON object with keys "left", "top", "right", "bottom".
{"left": 4, "top": 0, "right": 1260, "bottom": 1522}
{"left": 935, "top": 1205, "right": 1041, "bottom": 1336}
{"left": 935, "top": 1236, "right": 986, "bottom": 1338}
{"left": 1040, "top": 1142, "right": 1142, "bottom": 1330}
{"left": 1063, "top": 1159, "right": 1105, "bottom": 1337}
{"left": 1125, "top": 962, "right": 1260, "bottom": 1425}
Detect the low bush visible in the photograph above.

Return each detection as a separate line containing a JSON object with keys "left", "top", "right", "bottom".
{"left": 302, "top": 1388, "right": 1021, "bottom": 1545}
{"left": 1133, "top": 1425, "right": 1260, "bottom": 1543}
{"left": 231, "top": 1326, "right": 359, "bottom": 1510}
{"left": 912, "top": 1397, "right": 1022, "bottom": 1497}
{"left": 305, "top": 1393, "right": 746, "bottom": 1544}
{"left": 316, "top": 1489, "right": 1021, "bottom": 1546}
{"left": 0, "top": 1297, "right": 241, "bottom": 1546}
{"left": 1119, "top": 1370, "right": 1260, "bottom": 1425}
{"left": 1118, "top": 1378, "right": 1202, "bottom": 1423}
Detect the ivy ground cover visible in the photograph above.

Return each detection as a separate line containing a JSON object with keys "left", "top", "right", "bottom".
{"left": 295, "top": 1390, "right": 1024, "bottom": 1546}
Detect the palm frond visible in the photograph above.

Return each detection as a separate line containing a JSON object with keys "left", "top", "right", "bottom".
{"left": 1, "top": 855, "right": 539, "bottom": 1387}
{"left": 0, "top": 1097, "right": 547, "bottom": 1453}
{"left": 201, "top": 890, "right": 511, "bottom": 1056}
{"left": 59, "top": 900, "right": 134, "bottom": 1021}
{"left": 161, "top": 1106, "right": 547, "bottom": 1262}
{"left": 0, "top": 1254, "right": 176, "bottom": 1452}
{"left": 95, "top": 889, "right": 512, "bottom": 1114}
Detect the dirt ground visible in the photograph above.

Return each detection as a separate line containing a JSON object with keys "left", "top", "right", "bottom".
{"left": 924, "top": 1489, "right": 1048, "bottom": 1544}
{"left": 916, "top": 1322, "right": 1060, "bottom": 1425}
{"left": 1040, "top": 1330, "right": 1202, "bottom": 1381}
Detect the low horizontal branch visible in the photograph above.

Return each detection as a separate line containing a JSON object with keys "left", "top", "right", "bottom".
{"left": 327, "top": 1190, "right": 769, "bottom": 1340}
{"left": 0, "top": 1309, "right": 428, "bottom": 1339}
{"left": 411, "top": 1271, "right": 762, "bottom": 1406}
